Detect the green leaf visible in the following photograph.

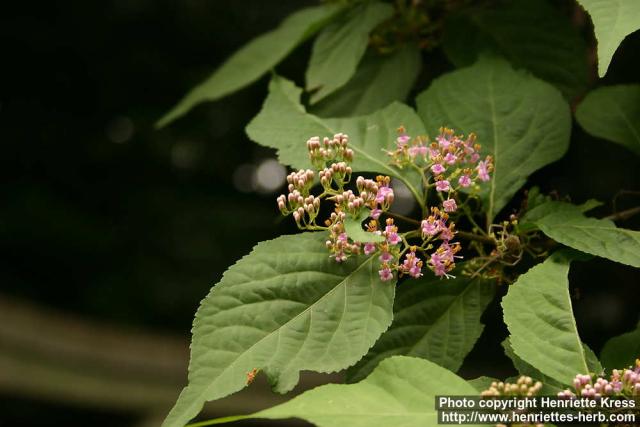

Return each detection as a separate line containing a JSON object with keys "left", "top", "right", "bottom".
{"left": 306, "top": 1, "right": 394, "bottom": 103}
{"left": 577, "top": 199, "right": 604, "bottom": 213}
{"left": 343, "top": 212, "right": 385, "bottom": 243}
{"left": 526, "top": 201, "right": 640, "bottom": 268}
{"left": 502, "top": 251, "right": 592, "bottom": 386}
{"left": 347, "top": 270, "right": 496, "bottom": 382}
{"left": 584, "top": 344, "right": 605, "bottom": 375}
{"left": 468, "top": 376, "right": 499, "bottom": 393}
{"left": 156, "top": 4, "right": 344, "bottom": 127}
{"left": 600, "top": 321, "right": 640, "bottom": 371}
{"left": 162, "top": 232, "right": 396, "bottom": 427}
{"left": 246, "top": 76, "right": 425, "bottom": 203}
{"left": 442, "top": 0, "right": 588, "bottom": 98}
{"left": 576, "top": 0, "right": 640, "bottom": 77}
{"left": 575, "top": 84, "right": 640, "bottom": 156}
{"left": 416, "top": 57, "right": 571, "bottom": 222}
{"left": 502, "top": 338, "right": 566, "bottom": 394}
{"left": 251, "top": 356, "right": 479, "bottom": 427}
{"left": 311, "top": 44, "right": 422, "bottom": 117}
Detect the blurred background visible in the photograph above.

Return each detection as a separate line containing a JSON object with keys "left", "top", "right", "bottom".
{"left": 1, "top": 1, "right": 638, "bottom": 426}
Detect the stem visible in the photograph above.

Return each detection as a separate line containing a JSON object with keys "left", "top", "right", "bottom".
{"left": 463, "top": 206, "right": 489, "bottom": 237}
{"left": 186, "top": 415, "right": 249, "bottom": 427}
{"left": 456, "top": 230, "right": 496, "bottom": 244}
{"left": 603, "top": 206, "right": 640, "bottom": 222}
{"left": 384, "top": 211, "right": 421, "bottom": 225}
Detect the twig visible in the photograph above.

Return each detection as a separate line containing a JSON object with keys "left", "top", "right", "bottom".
{"left": 384, "top": 211, "right": 421, "bottom": 225}
{"left": 456, "top": 230, "right": 496, "bottom": 244}
{"left": 603, "top": 206, "right": 640, "bottom": 222}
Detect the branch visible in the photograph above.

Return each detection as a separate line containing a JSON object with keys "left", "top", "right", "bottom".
{"left": 603, "top": 206, "right": 640, "bottom": 222}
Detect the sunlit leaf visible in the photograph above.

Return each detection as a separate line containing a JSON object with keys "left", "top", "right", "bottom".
{"left": 525, "top": 201, "right": 640, "bottom": 268}
{"left": 502, "top": 251, "right": 594, "bottom": 385}
{"left": 200, "top": 356, "right": 481, "bottom": 427}
{"left": 417, "top": 57, "right": 571, "bottom": 222}
{"left": 246, "top": 76, "right": 425, "bottom": 203}
{"left": 162, "top": 232, "right": 395, "bottom": 427}
{"left": 576, "top": 0, "right": 640, "bottom": 77}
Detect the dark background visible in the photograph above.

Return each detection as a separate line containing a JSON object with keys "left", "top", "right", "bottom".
{"left": 1, "top": 1, "right": 638, "bottom": 426}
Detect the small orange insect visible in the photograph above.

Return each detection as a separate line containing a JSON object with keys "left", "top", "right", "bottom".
{"left": 246, "top": 368, "right": 260, "bottom": 385}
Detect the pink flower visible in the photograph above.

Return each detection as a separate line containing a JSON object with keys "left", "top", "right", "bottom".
{"left": 334, "top": 251, "right": 347, "bottom": 262}
{"left": 370, "top": 208, "right": 382, "bottom": 219}
{"left": 430, "top": 253, "right": 447, "bottom": 277}
{"left": 375, "top": 186, "right": 394, "bottom": 204}
{"left": 443, "top": 153, "right": 457, "bottom": 165}
{"left": 408, "top": 145, "right": 427, "bottom": 158}
{"left": 435, "top": 180, "right": 450, "bottom": 192}
{"left": 384, "top": 224, "right": 401, "bottom": 245}
{"left": 458, "top": 175, "right": 472, "bottom": 188}
{"left": 438, "top": 243, "right": 454, "bottom": 262}
{"left": 437, "top": 135, "right": 451, "bottom": 149}
{"left": 386, "top": 231, "right": 401, "bottom": 245}
{"left": 364, "top": 242, "right": 377, "bottom": 255}
{"left": 477, "top": 160, "right": 490, "bottom": 182}
{"left": 442, "top": 198, "right": 457, "bottom": 213}
{"left": 431, "top": 163, "right": 446, "bottom": 175}
{"left": 421, "top": 219, "right": 438, "bottom": 236}
{"left": 379, "top": 267, "right": 393, "bottom": 281}
{"left": 379, "top": 251, "right": 393, "bottom": 263}
{"left": 439, "top": 226, "right": 454, "bottom": 241}
{"left": 401, "top": 251, "right": 423, "bottom": 278}
{"left": 396, "top": 134, "right": 410, "bottom": 146}
{"left": 428, "top": 147, "right": 440, "bottom": 160}
{"left": 409, "top": 265, "right": 422, "bottom": 278}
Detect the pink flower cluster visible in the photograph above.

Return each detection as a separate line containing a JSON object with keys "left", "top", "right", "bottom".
{"left": 277, "top": 126, "right": 494, "bottom": 283}
{"left": 276, "top": 169, "right": 319, "bottom": 226}
{"left": 355, "top": 175, "right": 394, "bottom": 219}
{"left": 325, "top": 211, "right": 360, "bottom": 263}
{"left": 558, "top": 361, "right": 640, "bottom": 398}
{"left": 322, "top": 171, "right": 398, "bottom": 266}
{"left": 307, "top": 133, "right": 353, "bottom": 170}
{"left": 481, "top": 376, "right": 543, "bottom": 397}
{"left": 388, "top": 127, "right": 493, "bottom": 216}
{"left": 420, "top": 207, "right": 460, "bottom": 277}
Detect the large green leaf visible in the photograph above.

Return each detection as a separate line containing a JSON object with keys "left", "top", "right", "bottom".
{"left": 156, "top": 4, "right": 344, "bottom": 127}
{"left": 416, "top": 57, "right": 571, "bottom": 223}
{"left": 575, "top": 85, "right": 640, "bottom": 156}
{"left": 502, "top": 338, "right": 566, "bottom": 394}
{"left": 311, "top": 44, "right": 422, "bottom": 117}
{"left": 600, "top": 321, "right": 640, "bottom": 371}
{"left": 306, "top": 1, "right": 394, "bottom": 103}
{"left": 525, "top": 201, "right": 640, "bottom": 268}
{"left": 210, "top": 356, "right": 480, "bottom": 427}
{"left": 246, "top": 76, "right": 425, "bottom": 203}
{"left": 347, "top": 271, "right": 496, "bottom": 382}
{"left": 502, "top": 251, "right": 593, "bottom": 386}
{"left": 162, "top": 232, "right": 396, "bottom": 427}
{"left": 576, "top": 0, "right": 640, "bottom": 77}
{"left": 442, "top": 0, "right": 588, "bottom": 98}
